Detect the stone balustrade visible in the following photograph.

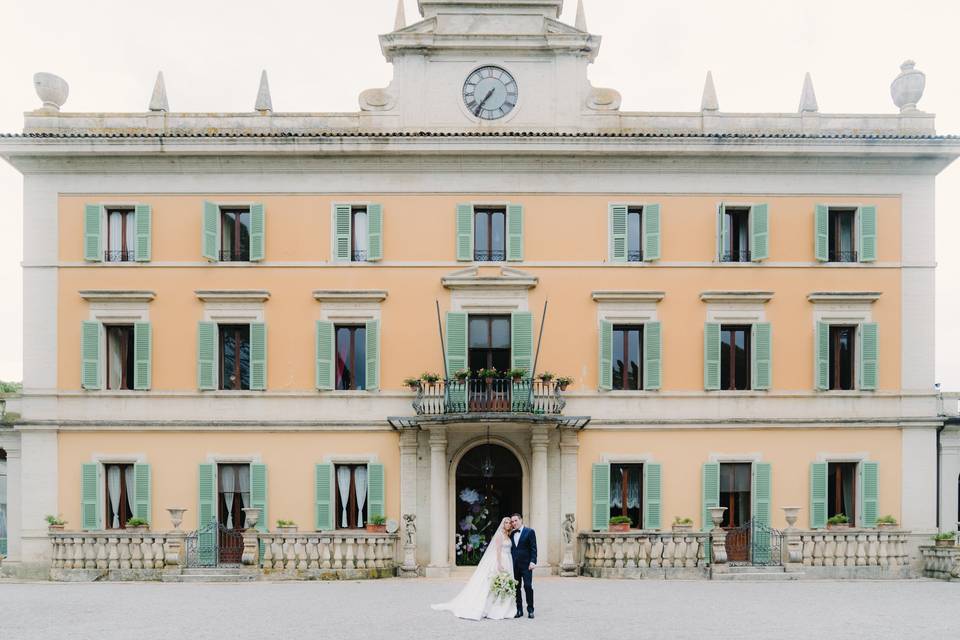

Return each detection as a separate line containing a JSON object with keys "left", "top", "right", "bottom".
{"left": 792, "top": 528, "right": 909, "bottom": 569}
{"left": 50, "top": 530, "right": 178, "bottom": 581}
{"left": 579, "top": 531, "right": 708, "bottom": 578}
{"left": 259, "top": 532, "right": 399, "bottom": 579}
{"left": 919, "top": 545, "right": 960, "bottom": 581}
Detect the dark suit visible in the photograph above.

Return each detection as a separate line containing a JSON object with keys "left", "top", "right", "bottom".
{"left": 510, "top": 526, "right": 537, "bottom": 615}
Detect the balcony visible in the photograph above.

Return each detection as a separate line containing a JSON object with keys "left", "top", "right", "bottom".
{"left": 828, "top": 250, "right": 858, "bottom": 263}
{"left": 104, "top": 250, "right": 134, "bottom": 262}
{"left": 412, "top": 378, "right": 565, "bottom": 416}
{"left": 720, "top": 250, "right": 751, "bottom": 263}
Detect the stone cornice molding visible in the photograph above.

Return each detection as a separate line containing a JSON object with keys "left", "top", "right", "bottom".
{"left": 807, "top": 291, "right": 882, "bottom": 303}
{"left": 313, "top": 290, "right": 388, "bottom": 303}
{"left": 195, "top": 290, "right": 270, "bottom": 303}
{"left": 442, "top": 266, "right": 538, "bottom": 290}
{"left": 591, "top": 291, "right": 665, "bottom": 303}
{"left": 699, "top": 291, "right": 774, "bottom": 303}
{"left": 79, "top": 290, "right": 156, "bottom": 303}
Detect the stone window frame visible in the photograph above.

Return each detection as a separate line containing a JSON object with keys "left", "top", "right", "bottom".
{"left": 80, "top": 291, "right": 155, "bottom": 393}
{"left": 807, "top": 292, "right": 881, "bottom": 393}
{"left": 592, "top": 291, "right": 664, "bottom": 394}
{"left": 313, "top": 291, "right": 386, "bottom": 394}
{"left": 195, "top": 291, "right": 269, "bottom": 391}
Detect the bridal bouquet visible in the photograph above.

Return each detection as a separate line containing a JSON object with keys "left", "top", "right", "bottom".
{"left": 490, "top": 572, "right": 518, "bottom": 599}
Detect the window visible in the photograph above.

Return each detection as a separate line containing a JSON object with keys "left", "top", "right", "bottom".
{"left": 335, "top": 325, "right": 367, "bottom": 390}
{"left": 474, "top": 207, "right": 506, "bottom": 262}
{"left": 612, "top": 325, "right": 643, "bottom": 390}
{"left": 828, "top": 462, "right": 857, "bottom": 524}
{"left": 0, "top": 449, "right": 7, "bottom": 556}
{"left": 626, "top": 208, "right": 643, "bottom": 262}
{"left": 829, "top": 209, "right": 857, "bottom": 262}
{"left": 335, "top": 464, "right": 369, "bottom": 529}
{"left": 719, "top": 463, "right": 752, "bottom": 528}
{"left": 220, "top": 208, "right": 251, "bottom": 262}
{"left": 468, "top": 315, "right": 511, "bottom": 372}
{"left": 720, "top": 325, "right": 751, "bottom": 390}
{"left": 217, "top": 464, "right": 250, "bottom": 531}
{"left": 105, "top": 325, "right": 135, "bottom": 391}
{"left": 609, "top": 463, "right": 643, "bottom": 529}
{"left": 351, "top": 207, "right": 368, "bottom": 262}
{"left": 219, "top": 324, "right": 250, "bottom": 390}
{"left": 829, "top": 325, "right": 856, "bottom": 390}
{"left": 721, "top": 208, "right": 751, "bottom": 262}
{"left": 105, "top": 208, "right": 135, "bottom": 262}
{"left": 103, "top": 463, "right": 134, "bottom": 529}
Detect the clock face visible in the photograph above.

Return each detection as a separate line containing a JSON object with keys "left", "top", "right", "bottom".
{"left": 463, "top": 66, "right": 518, "bottom": 120}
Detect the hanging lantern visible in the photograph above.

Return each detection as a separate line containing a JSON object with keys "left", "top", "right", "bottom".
{"left": 480, "top": 427, "right": 495, "bottom": 478}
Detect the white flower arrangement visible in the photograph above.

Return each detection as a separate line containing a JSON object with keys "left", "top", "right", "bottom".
{"left": 490, "top": 572, "right": 518, "bottom": 599}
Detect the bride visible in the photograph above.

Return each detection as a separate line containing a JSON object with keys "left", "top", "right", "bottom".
{"left": 431, "top": 517, "right": 517, "bottom": 621}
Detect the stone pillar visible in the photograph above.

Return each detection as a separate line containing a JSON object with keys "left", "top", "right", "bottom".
{"left": 399, "top": 428, "right": 419, "bottom": 527}
{"left": 0, "top": 434, "right": 21, "bottom": 565}
{"left": 162, "top": 531, "right": 185, "bottom": 578}
{"left": 530, "top": 424, "right": 550, "bottom": 573}
{"left": 241, "top": 529, "right": 260, "bottom": 567}
{"left": 18, "top": 428, "right": 58, "bottom": 570}
{"left": 559, "top": 427, "right": 579, "bottom": 574}
{"left": 426, "top": 426, "right": 449, "bottom": 577}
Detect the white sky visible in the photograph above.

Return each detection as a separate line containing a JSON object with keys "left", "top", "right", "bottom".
{"left": 0, "top": 0, "right": 958, "bottom": 387}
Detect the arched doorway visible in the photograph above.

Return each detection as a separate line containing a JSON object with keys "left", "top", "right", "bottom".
{"left": 454, "top": 443, "right": 522, "bottom": 566}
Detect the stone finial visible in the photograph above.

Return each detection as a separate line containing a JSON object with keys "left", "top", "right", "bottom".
{"left": 149, "top": 71, "right": 169, "bottom": 112}
{"left": 798, "top": 72, "right": 819, "bottom": 113}
{"left": 255, "top": 70, "right": 273, "bottom": 113}
{"left": 33, "top": 72, "right": 69, "bottom": 112}
{"left": 575, "top": 0, "right": 588, "bottom": 32}
{"left": 701, "top": 71, "right": 719, "bottom": 112}
{"left": 891, "top": 59, "right": 926, "bottom": 113}
{"left": 394, "top": 0, "right": 407, "bottom": 30}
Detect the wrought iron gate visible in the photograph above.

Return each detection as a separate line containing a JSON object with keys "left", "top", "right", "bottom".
{"left": 185, "top": 522, "right": 244, "bottom": 567}
{"left": 725, "top": 519, "right": 783, "bottom": 566}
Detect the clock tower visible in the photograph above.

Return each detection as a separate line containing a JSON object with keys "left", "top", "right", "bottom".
{"left": 360, "top": 0, "right": 616, "bottom": 131}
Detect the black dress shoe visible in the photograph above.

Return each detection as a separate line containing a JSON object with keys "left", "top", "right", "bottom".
{"left": 515, "top": 612, "right": 524, "bottom": 619}
{"left": 528, "top": 612, "right": 535, "bottom": 619}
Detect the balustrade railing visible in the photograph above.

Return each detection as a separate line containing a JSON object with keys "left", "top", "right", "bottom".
{"left": 792, "top": 528, "right": 909, "bottom": 568}
{"left": 920, "top": 545, "right": 960, "bottom": 580}
{"left": 259, "top": 532, "right": 398, "bottom": 575}
{"left": 579, "top": 531, "right": 708, "bottom": 576}
{"left": 50, "top": 531, "right": 170, "bottom": 572}
{"left": 413, "top": 378, "right": 565, "bottom": 415}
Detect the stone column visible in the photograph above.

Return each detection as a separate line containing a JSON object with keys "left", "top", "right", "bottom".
{"left": 530, "top": 424, "right": 550, "bottom": 573}
{"left": 399, "top": 428, "right": 419, "bottom": 526}
{"left": 18, "top": 428, "right": 58, "bottom": 570}
{"left": 559, "top": 427, "right": 579, "bottom": 573}
{"left": 426, "top": 426, "right": 449, "bottom": 577}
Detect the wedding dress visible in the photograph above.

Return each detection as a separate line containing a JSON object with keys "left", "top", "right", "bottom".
{"left": 431, "top": 529, "right": 517, "bottom": 621}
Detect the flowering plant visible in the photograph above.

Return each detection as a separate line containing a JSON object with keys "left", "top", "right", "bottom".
{"left": 491, "top": 572, "right": 518, "bottom": 599}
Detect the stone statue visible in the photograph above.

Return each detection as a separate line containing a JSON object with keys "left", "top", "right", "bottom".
{"left": 400, "top": 514, "right": 418, "bottom": 578}
{"left": 562, "top": 513, "right": 576, "bottom": 545}
{"left": 560, "top": 513, "right": 578, "bottom": 576}
{"left": 403, "top": 514, "right": 417, "bottom": 546}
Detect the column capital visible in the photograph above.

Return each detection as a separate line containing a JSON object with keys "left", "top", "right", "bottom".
{"left": 399, "top": 428, "right": 419, "bottom": 449}
{"left": 427, "top": 425, "right": 447, "bottom": 447}
{"left": 530, "top": 424, "right": 549, "bottom": 449}
{"left": 559, "top": 428, "right": 579, "bottom": 450}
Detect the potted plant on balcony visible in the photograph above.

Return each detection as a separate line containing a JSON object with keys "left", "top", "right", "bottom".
{"left": 876, "top": 515, "right": 898, "bottom": 530}
{"left": 555, "top": 376, "right": 573, "bottom": 391}
{"left": 826, "top": 514, "right": 851, "bottom": 530}
{"left": 420, "top": 372, "right": 441, "bottom": 386}
{"left": 672, "top": 517, "right": 694, "bottom": 533}
{"left": 45, "top": 514, "right": 66, "bottom": 532}
{"left": 609, "top": 515, "right": 632, "bottom": 532}
{"left": 477, "top": 368, "right": 499, "bottom": 385}
{"left": 403, "top": 377, "right": 421, "bottom": 391}
{"left": 453, "top": 369, "right": 471, "bottom": 382}
{"left": 933, "top": 532, "right": 956, "bottom": 548}
{"left": 367, "top": 515, "right": 387, "bottom": 534}
{"left": 507, "top": 368, "right": 527, "bottom": 382}
{"left": 126, "top": 517, "right": 149, "bottom": 532}
{"left": 276, "top": 519, "right": 298, "bottom": 534}
{"left": 536, "top": 371, "right": 555, "bottom": 383}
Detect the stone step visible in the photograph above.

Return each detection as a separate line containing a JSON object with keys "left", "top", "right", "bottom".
{"left": 163, "top": 572, "right": 257, "bottom": 583}
{"left": 181, "top": 566, "right": 245, "bottom": 575}
{"left": 713, "top": 569, "right": 803, "bottom": 581}
{"left": 725, "top": 565, "right": 787, "bottom": 574}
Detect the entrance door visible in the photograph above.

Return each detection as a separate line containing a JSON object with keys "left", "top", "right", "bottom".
{"left": 720, "top": 463, "right": 752, "bottom": 563}
{"left": 454, "top": 443, "right": 522, "bottom": 566}
{"left": 217, "top": 464, "right": 248, "bottom": 564}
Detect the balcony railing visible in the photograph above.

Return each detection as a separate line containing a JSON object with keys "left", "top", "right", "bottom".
{"left": 351, "top": 250, "right": 368, "bottom": 262}
{"left": 627, "top": 251, "right": 643, "bottom": 262}
{"left": 720, "top": 250, "right": 751, "bottom": 263}
{"left": 219, "top": 249, "right": 250, "bottom": 262}
{"left": 828, "top": 250, "right": 858, "bottom": 263}
{"left": 474, "top": 250, "right": 507, "bottom": 262}
{"left": 104, "top": 250, "right": 134, "bottom": 262}
{"left": 413, "top": 378, "right": 565, "bottom": 416}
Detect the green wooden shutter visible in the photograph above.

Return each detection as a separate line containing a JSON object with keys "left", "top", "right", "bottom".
{"left": 860, "top": 461, "right": 879, "bottom": 528}
{"left": 84, "top": 204, "right": 102, "bottom": 262}
{"left": 702, "top": 462, "right": 720, "bottom": 531}
{"left": 815, "top": 322, "right": 830, "bottom": 391}
{"left": 250, "top": 463, "right": 268, "bottom": 532}
{"left": 810, "top": 461, "right": 828, "bottom": 529}
{"left": 609, "top": 204, "right": 628, "bottom": 263}
{"left": 249, "top": 322, "right": 267, "bottom": 391}
{"left": 506, "top": 204, "right": 524, "bottom": 261}
{"left": 315, "top": 464, "right": 333, "bottom": 531}
{"left": 445, "top": 312, "right": 468, "bottom": 376}
{"left": 599, "top": 319, "right": 613, "bottom": 391}
{"left": 134, "top": 204, "right": 152, "bottom": 262}
{"left": 814, "top": 204, "right": 829, "bottom": 262}
{"left": 859, "top": 322, "right": 879, "bottom": 391}
{"left": 858, "top": 205, "right": 877, "bottom": 262}
{"left": 592, "top": 463, "right": 610, "bottom": 531}
{"left": 510, "top": 311, "right": 533, "bottom": 373}
{"left": 81, "top": 321, "right": 103, "bottom": 390}
{"left": 197, "top": 322, "right": 216, "bottom": 390}
{"left": 365, "top": 319, "right": 380, "bottom": 391}
{"left": 752, "top": 463, "right": 773, "bottom": 563}
{"left": 81, "top": 463, "right": 100, "bottom": 530}
{"left": 717, "top": 204, "right": 728, "bottom": 261}
{"left": 643, "top": 321, "right": 662, "bottom": 391}
{"left": 367, "top": 204, "right": 383, "bottom": 261}
{"left": 133, "top": 463, "right": 151, "bottom": 523}
{"left": 642, "top": 204, "right": 661, "bottom": 262}
{"left": 333, "top": 204, "right": 352, "bottom": 261}
{"left": 197, "top": 463, "right": 216, "bottom": 565}
{"left": 315, "top": 320, "right": 335, "bottom": 390}
{"left": 456, "top": 204, "right": 474, "bottom": 261}
{"left": 202, "top": 201, "right": 219, "bottom": 262}
{"left": 643, "top": 463, "right": 662, "bottom": 530}
{"left": 249, "top": 203, "right": 265, "bottom": 261}
{"left": 751, "top": 322, "right": 771, "bottom": 390}
{"left": 367, "top": 463, "right": 385, "bottom": 521}
{"left": 704, "top": 322, "right": 720, "bottom": 390}
{"left": 133, "top": 322, "right": 152, "bottom": 391}
{"left": 750, "top": 203, "right": 769, "bottom": 261}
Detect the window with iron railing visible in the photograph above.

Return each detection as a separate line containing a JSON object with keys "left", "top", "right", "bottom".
{"left": 474, "top": 208, "right": 506, "bottom": 262}
{"left": 720, "top": 208, "right": 751, "bottom": 263}
{"left": 106, "top": 208, "right": 135, "bottom": 262}
{"left": 220, "top": 209, "right": 251, "bottom": 262}
{"left": 351, "top": 207, "right": 368, "bottom": 263}
{"left": 626, "top": 208, "right": 643, "bottom": 262}
{"left": 828, "top": 209, "right": 857, "bottom": 263}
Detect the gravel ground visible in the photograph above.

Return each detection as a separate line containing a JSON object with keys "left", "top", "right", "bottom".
{"left": 1, "top": 577, "right": 958, "bottom": 640}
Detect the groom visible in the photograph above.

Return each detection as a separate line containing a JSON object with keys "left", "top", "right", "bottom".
{"left": 509, "top": 513, "right": 537, "bottom": 619}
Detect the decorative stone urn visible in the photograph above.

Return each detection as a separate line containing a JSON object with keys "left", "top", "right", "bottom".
{"left": 708, "top": 507, "right": 727, "bottom": 528}
{"left": 242, "top": 507, "right": 261, "bottom": 530}
{"left": 33, "top": 72, "right": 69, "bottom": 111}
{"left": 890, "top": 60, "right": 926, "bottom": 113}
{"left": 781, "top": 506, "right": 801, "bottom": 530}
{"left": 166, "top": 508, "right": 187, "bottom": 530}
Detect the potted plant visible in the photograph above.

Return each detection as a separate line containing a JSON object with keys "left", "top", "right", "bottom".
{"left": 403, "top": 377, "right": 421, "bottom": 391}
{"left": 477, "top": 368, "right": 499, "bottom": 385}
{"left": 125, "top": 517, "right": 149, "bottom": 532}
{"left": 453, "top": 368, "right": 471, "bottom": 382}
{"left": 933, "top": 532, "right": 956, "bottom": 548}
{"left": 536, "top": 371, "right": 555, "bottom": 383}
{"left": 366, "top": 515, "right": 387, "bottom": 533}
{"left": 276, "top": 519, "right": 298, "bottom": 534}
{"left": 609, "top": 515, "right": 632, "bottom": 532}
{"left": 420, "top": 372, "right": 441, "bottom": 386}
{"left": 826, "top": 514, "right": 851, "bottom": 529}
{"left": 672, "top": 516, "right": 694, "bottom": 533}
{"left": 506, "top": 368, "right": 527, "bottom": 382}
{"left": 45, "top": 515, "right": 66, "bottom": 532}
{"left": 876, "top": 515, "right": 898, "bottom": 529}
{"left": 555, "top": 376, "right": 573, "bottom": 391}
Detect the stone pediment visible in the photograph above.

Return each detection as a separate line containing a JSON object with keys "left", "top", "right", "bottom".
{"left": 441, "top": 265, "right": 538, "bottom": 290}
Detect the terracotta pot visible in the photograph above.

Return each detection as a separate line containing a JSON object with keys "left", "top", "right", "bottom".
{"left": 484, "top": 377, "right": 495, "bottom": 386}
{"left": 47, "top": 524, "right": 65, "bottom": 532}
{"left": 366, "top": 524, "right": 387, "bottom": 533}
{"left": 609, "top": 523, "right": 630, "bottom": 533}
{"left": 934, "top": 538, "right": 956, "bottom": 548}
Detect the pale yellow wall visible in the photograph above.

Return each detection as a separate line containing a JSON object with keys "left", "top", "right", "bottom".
{"left": 58, "top": 431, "right": 401, "bottom": 531}
{"left": 577, "top": 428, "right": 903, "bottom": 531}
{"left": 57, "top": 195, "right": 902, "bottom": 392}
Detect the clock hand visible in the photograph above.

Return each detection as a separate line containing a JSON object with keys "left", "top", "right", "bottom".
{"left": 475, "top": 88, "right": 496, "bottom": 116}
